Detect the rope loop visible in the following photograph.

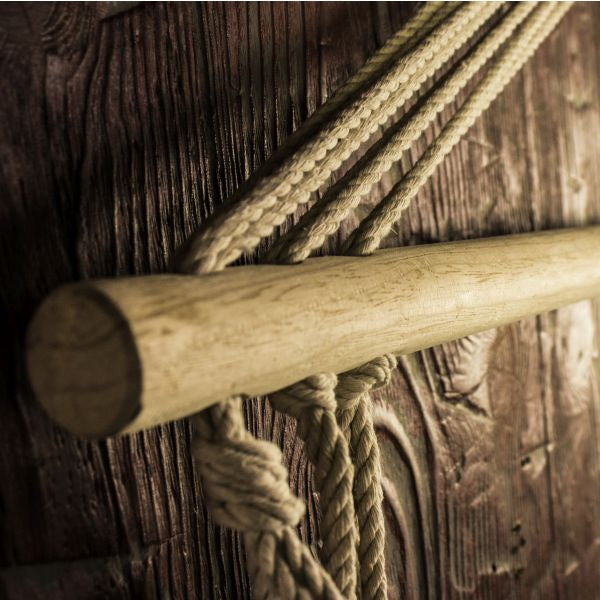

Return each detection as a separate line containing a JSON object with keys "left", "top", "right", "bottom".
{"left": 335, "top": 355, "right": 397, "bottom": 410}
{"left": 271, "top": 373, "right": 338, "bottom": 416}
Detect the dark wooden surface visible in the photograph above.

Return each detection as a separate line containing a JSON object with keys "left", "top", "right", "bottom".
{"left": 1, "top": 2, "right": 600, "bottom": 598}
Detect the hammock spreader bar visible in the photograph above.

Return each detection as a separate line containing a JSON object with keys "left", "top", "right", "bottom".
{"left": 27, "top": 226, "right": 600, "bottom": 438}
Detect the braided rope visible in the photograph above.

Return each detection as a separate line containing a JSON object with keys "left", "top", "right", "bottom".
{"left": 335, "top": 356, "right": 397, "bottom": 600}
{"left": 270, "top": 374, "right": 358, "bottom": 599}
{"left": 188, "top": 7, "right": 462, "bottom": 598}
{"left": 176, "top": 1, "right": 502, "bottom": 275}
{"left": 270, "top": 2, "right": 538, "bottom": 265}
{"left": 329, "top": 7, "right": 572, "bottom": 598}
{"left": 347, "top": 2, "right": 572, "bottom": 256}
{"left": 251, "top": 8, "right": 461, "bottom": 592}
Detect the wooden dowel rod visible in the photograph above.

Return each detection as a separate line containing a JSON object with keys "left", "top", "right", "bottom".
{"left": 26, "top": 227, "right": 600, "bottom": 438}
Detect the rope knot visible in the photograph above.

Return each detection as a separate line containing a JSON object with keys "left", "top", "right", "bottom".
{"left": 272, "top": 372, "right": 338, "bottom": 417}
{"left": 336, "top": 354, "right": 397, "bottom": 409}
{"left": 192, "top": 399, "right": 305, "bottom": 535}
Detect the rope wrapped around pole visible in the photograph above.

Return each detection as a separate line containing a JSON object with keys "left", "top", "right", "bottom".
{"left": 25, "top": 3, "right": 575, "bottom": 599}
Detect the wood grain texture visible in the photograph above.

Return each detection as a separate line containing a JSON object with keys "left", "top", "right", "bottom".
{"left": 1, "top": 2, "right": 600, "bottom": 599}
{"left": 26, "top": 228, "right": 600, "bottom": 438}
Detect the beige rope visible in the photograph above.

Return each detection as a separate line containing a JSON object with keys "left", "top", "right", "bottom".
{"left": 187, "top": 4, "right": 571, "bottom": 599}
{"left": 270, "top": 374, "right": 358, "bottom": 599}
{"left": 192, "top": 398, "right": 343, "bottom": 599}
{"left": 176, "top": 1, "right": 502, "bottom": 275}
{"left": 253, "top": 8, "right": 465, "bottom": 593}
{"left": 270, "top": 1, "right": 538, "bottom": 265}
{"left": 189, "top": 6, "right": 464, "bottom": 598}
{"left": 332, "top": 6, "right": 572, "bottom": 598}
{"left": 279, "top": 2, "right": 454, "bottom": 142}
{"left": 347, "top": 2, "right": 571, "bottom": 256}
{"left": 335, "top": 356, "right": 397, "bottom": 600}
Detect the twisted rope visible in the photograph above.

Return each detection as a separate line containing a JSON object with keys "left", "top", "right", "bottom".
{"left": 188, "top": 6, "right": 461, "bottom": 597}
{"left": 347, "top": 2, "right": 572, "bottom": 256}
{"left": 186, "top": 4, "right": 571, "bottom": 599}
{"left": 333, "top": 8, "right": 570, "bottom": 599}
{"left": 192, "top": 398, "right": 343, "bottom": 599}
{"left": 176, "top": 1, "right": 502, "bottom": 275}
{"left": 326, "top": 13, "right": 571, "bottom": 593}
{"left": 270, "top": 1, "right": 538, "bottom": 264}
{"left": 270, "top": 374, "right": 358, "bottom": 599}
{"left": 281, "top": 2, "right": 454, "bottom": 140}
{"left": 335, "top": 356, "right": 397, "bottom": 600}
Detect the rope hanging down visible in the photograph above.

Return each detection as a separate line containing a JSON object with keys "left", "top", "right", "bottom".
{"left": 185, "top": 3, "right": 571, "bottom": 598}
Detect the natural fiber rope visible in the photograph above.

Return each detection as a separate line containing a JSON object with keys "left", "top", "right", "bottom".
{"left": 189, "top": 6, "right": 471, "bottom": 598}
{"left": 347, "top": 1, "right": 571, "bottom": 256}
{"left": 335, "top": 356, "right": 397, "bottom": 600}
{"left": 270, "top": 374, "right": 358, "bottom": 599}
{"left": 187, "top": 3, "right": 571, "bottom": 598}
{"left": 339, "top": 7, "right": 571, "bottom": 599}
{"left": 263, "top": 6, "right": 542, "bottom": 596}
{"left": 258, "top": 7, "right": 476, "bottom": 595}
{"left": 280, "top": 2, "right": 454, "bottom": 141}
{"left": 270, "top": 1, "right": 538, "bottom": 265}
{"left": 176, "top": 1, "right": 502, "bottom": 275}
{"left": 334, "top": 15, "right": 571, "bottom": 594}
{"left": 330, "top": 13, "right": 569, "bottom": 594}
{"left": 192, "top": 398, "right": 343, "bottom": 600}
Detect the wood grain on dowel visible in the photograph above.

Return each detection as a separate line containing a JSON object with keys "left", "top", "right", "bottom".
{"left": 26, "top": 227, "right": 600, "bottom": 438}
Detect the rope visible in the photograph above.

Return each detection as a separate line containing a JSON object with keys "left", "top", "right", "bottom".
{"left": 252, "top": 6, "right": 471, "bottom": 592}
{"left": 186, "top": 3, "right": 572, "bottom": 598}
{"left": 335, "top": 356, "right": 397, "bottom": 600}
{"left": 278, "top": 2, "right": 455, "bottom": 141}
{"left": 189, "top": 6, "right": 464, "bottom": 598}
{"left": 270, "top": 1, "right": 538, "bottom": 264}
{"left": 347, "top": 2, "right": 571, "bottom": 256}
{"left": 175, "top": 1, "right": 502, "bottom": 275}
{"left": 270, "top": 374, "right": 358, "bottom": 599}
{"left": 333, "top": 7, "right": 571, "bottom": 598}
{"left": 192, "top": 398, "right": 343, "bottom": 600}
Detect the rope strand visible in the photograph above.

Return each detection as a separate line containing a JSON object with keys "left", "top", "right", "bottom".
{"left": 186, "top": 4, "right": 572, "bottom": 598}
{"left": 188, "top": 6, "right": 463, "bottom": 598}
{"left": 335, "top": 356, "right": 397, "bottom": 600}
{"left": 271, "top": 375, "right": 359, "bottom": 599}
{"left": 176, "top": 2, "right": 502, "bottom": 274}
{"left": 270, "top": 2, "right": 537, "bottom": 264}
{"left": 283, "top": 2, "right": 454, "bottom": 140}
{"left": 347, "top": 2, "right": 571, "bottom": 256}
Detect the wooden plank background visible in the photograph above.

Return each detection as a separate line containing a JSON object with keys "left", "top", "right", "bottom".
{"left": 1, "top": 2, "right": 599, "bottom": 598}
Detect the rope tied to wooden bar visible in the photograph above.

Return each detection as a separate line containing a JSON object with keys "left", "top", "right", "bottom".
{"left": 194, "top": 397, "right": 343, "bottom": 599}
{"left": 334, "top": 356, "right": 397, "bottom": 600}
{"left": 183, "top": 3, "right": 572, "bottom": 598}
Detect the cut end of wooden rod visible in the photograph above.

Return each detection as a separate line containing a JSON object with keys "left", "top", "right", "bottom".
{"left": 26, "top": 286, "right": 142, "bottom": 439}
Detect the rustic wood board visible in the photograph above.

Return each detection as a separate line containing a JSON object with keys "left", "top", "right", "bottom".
{"left": 1, "top": 2, "right": 599, "bottom": 599}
